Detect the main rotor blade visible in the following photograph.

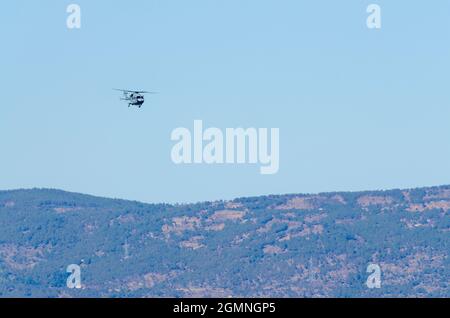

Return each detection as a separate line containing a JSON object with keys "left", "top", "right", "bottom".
{"left": 113, "top": 89, "right": 158, "bottom": 94}
{"left": 113, "top": 88, "right": 133, "bottom": 92}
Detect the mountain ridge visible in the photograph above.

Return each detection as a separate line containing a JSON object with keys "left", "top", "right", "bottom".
{"left": 0, "top": 185, "right": 449, "bottom": 297}
{"left": 3, "top": 183, "right": 450, "bottom": 206}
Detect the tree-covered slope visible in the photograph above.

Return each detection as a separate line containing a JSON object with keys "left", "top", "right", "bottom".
{"left": 0, "top": 186, "right": 448, "bottom": 297}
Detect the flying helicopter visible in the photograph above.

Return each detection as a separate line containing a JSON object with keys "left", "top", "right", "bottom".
{"left": 114, "top": 89, "right": 157, "bottom": 108}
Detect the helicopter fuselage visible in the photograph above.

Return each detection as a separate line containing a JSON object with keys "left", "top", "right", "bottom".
{"left": 128, "top": 93, "right": 145, "bottom": 107}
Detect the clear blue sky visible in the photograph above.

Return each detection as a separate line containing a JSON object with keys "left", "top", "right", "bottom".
{"left": 1, "top": 1, "right": 449, "bottom": 203}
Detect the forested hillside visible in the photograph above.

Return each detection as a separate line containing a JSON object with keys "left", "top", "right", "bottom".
{"left": 0, "top": 186, "right": 448, "bottom": 297}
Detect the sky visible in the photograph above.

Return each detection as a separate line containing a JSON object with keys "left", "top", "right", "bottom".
{"left": 0, "top": 1, "right": 449, "bottom": 203}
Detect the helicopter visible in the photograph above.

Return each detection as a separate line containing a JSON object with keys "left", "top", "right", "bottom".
{"left": 114, "top": 89, "right": 157, "bottom": 108}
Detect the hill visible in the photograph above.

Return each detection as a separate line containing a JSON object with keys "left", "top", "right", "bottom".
{"left": 0, "top": 186, "right": 449, "bottom": 297}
